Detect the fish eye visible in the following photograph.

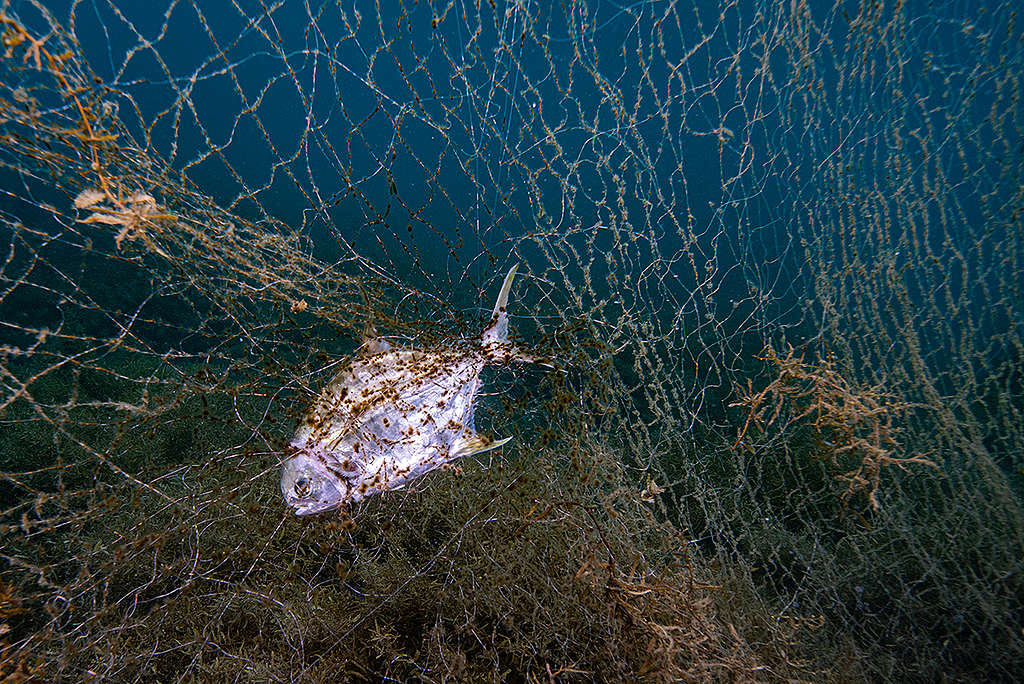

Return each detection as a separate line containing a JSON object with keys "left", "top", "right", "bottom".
{"left": 294, "top": 475, "right": 311, "bottom": 498}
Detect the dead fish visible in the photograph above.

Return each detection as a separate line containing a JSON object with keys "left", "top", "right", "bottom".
{"left": 281, "top": 265, "right": 533, "bottom": 515}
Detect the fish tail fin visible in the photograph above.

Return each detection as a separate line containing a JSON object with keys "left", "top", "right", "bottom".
{"left": 482, "top": 264, "right": 518, "bottom": 345}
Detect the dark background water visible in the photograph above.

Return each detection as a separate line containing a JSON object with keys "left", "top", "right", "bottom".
{"left": 63, "top": 1, "right": 759, "bottom": 290}
{"left": 2, "top": 0, "right": 1017, "bottom": 425}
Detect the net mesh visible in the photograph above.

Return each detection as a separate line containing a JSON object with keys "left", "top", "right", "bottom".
{"left": 1, "top": 0, "right": 1021, "bottom": 680}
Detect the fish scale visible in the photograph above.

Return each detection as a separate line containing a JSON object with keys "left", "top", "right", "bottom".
{"left": 280, "top": 265, "right": 529, "bottom": 515}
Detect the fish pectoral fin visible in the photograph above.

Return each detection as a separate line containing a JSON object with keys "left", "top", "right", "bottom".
{"left": 360, "top": 327, "right": 391, "bottom": 355}
{"left": 451, "top": 434, "right": 512, "bottom": 458}
{"left": 364, "top": 338, "right": 391, "bottom": 354}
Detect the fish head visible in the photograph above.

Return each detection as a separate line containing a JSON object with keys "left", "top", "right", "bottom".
{"left": 280, "top": 446, "right": 349, "bottom": 516}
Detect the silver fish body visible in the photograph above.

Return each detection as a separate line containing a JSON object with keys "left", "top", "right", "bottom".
{"left": 280, "top": 266, "right": 523, "bottom": 515}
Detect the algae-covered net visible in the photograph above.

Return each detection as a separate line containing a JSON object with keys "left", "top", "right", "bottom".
{"left": 1, "top": 0, "right": 1021, "bottom": 680}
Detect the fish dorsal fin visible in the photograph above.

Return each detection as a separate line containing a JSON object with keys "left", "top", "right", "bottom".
{"left": 482, "top": 264, "right": 518, "bottom": 345}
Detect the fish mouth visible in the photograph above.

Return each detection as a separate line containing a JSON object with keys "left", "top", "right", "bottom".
{"left": 290, "top": 500, "right": 339, "bottom": 516}
{"left": 284, "top": 488, "right": 346, "bottom": 515}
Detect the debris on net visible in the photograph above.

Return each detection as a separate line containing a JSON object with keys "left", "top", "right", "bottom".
{"left": 732, "top": 344, "right": 939, "bottom": 512}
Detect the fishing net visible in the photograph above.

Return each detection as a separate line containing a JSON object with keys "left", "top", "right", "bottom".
{"left": 1, "top": 0, "right": 1021, "bottom": 680}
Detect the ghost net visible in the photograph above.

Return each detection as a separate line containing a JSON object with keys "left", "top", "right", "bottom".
{"left": 0, "top": 0, "right": 1022, "bottom": 681}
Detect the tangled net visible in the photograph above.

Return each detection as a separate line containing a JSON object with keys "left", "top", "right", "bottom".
{"left": 1, "top": 1, "right": 1021, "bottom": 681}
